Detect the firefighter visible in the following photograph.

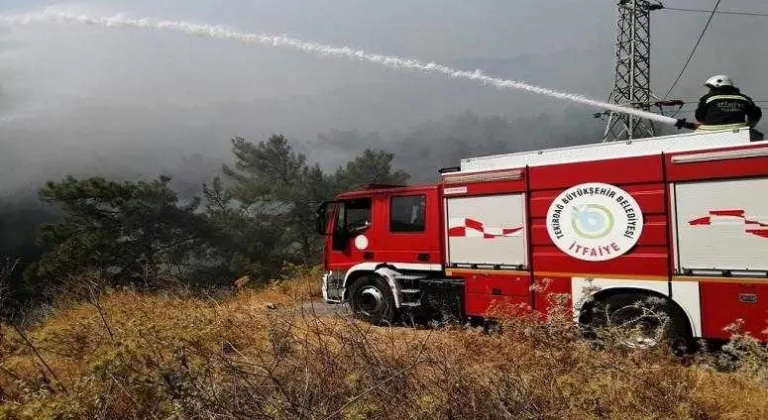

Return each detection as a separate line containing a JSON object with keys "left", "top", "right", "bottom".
{"left": 693, "top": 75, "right": 762, "bottom": 132}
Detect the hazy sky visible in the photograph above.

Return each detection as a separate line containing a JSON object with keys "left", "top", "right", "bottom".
{"left": 1, "top": 0, "right": 767, "bottom": 192}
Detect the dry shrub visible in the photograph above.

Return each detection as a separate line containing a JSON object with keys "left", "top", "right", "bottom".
{"left": 0, "top": 278, "right": 767, "bottom": 419}
{"left": 266, "top": 264, "right": 324, "bottom": 300}
{"left": 693, "top": 320, "right": 768, "bottom": 388}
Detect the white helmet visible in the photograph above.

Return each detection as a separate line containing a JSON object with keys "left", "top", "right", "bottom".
{"left": 705, "top": 75, "right": 734, "bottom": 88}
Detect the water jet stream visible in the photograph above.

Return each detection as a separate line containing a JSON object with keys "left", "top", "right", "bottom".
{"left": 0, "top": 10, "right": 679, "bottom": 126}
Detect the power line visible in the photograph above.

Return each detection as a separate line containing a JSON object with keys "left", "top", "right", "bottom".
{"left": 663, "top": 0, "right": 722, "bottom": 100}
{"left": 664, "top": 7, "right": 768, "bottom": 18}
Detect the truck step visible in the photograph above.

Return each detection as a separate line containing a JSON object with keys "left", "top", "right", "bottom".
{"left": 400, "top": 302, "right": 421, "bottom": 308}
{"left": 400, "top": 289, "right": 421, "bottom": 294}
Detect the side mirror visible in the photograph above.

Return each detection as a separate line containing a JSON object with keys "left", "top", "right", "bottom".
{"left": 315, "top": 201, "right": 334, "bottom": 236}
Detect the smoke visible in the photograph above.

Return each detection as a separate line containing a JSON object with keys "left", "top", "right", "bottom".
{"left": 0, "top": 9, "right": 677, "bottom": 125}
{"left": 1, "top": 1, "right": 765, "bottom": 196}
{"left": 312, "top": 108, "right": 605, "bottom": 183}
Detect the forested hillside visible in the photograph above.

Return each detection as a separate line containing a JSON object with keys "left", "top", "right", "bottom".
{"left": 0, "top": 133, "right": 407, "bottom": 315}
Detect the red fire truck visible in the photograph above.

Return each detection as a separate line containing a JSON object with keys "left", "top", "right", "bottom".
{"left": 315, "top": 128, "right": 768, "bottom": 347}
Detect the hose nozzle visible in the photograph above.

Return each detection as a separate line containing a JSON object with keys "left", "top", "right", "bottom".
{"left": 675, "top": 118, "right": 697, "bottom": 130}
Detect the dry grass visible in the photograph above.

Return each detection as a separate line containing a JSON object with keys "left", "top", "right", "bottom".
{"left": 1, "top": 268, "right": 766, "bottom": 419}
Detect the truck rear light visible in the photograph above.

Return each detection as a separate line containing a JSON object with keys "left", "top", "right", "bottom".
{"left": 671, "top": 147, "right": 768, "bottom": 164}
{"left": 442, "top": 169, "right": 523, "bottom": 184}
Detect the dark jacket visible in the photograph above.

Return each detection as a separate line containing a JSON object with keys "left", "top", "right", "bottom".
{"left": 695, "top": 86, "right": 762, "bottom": 126}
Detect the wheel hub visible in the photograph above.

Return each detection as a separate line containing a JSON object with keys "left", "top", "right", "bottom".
{"left": 358, "top": 286, "right": 384, "bottom": 315}
{"left": 611, "top": 305, "right": 665, "bottom": 349}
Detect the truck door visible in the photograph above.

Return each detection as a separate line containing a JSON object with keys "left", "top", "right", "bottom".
{"left": 378, "top": 188, "right": 441, "bottom": 267}
{"left": 326, "top": 197, "right": 379, "bottom": 271}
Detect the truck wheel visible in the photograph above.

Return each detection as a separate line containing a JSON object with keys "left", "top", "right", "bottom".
{"left": 583, "top": 293, "right": 691, "bottom": 352}
{"left": 348, "top": 275, "right": 396, "bottom": 325}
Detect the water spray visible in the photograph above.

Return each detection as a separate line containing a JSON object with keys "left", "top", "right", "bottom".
{"left": 0, "top": 10, "right": 687, "bottom": 128}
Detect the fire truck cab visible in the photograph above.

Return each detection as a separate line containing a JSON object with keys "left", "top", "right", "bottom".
{"left": 316, "top": 128, "right": 768, "bottom": 346}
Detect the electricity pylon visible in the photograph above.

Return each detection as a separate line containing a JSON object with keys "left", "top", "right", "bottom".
{"left": 601, "top": 0, "right": 665, "bottom": 142}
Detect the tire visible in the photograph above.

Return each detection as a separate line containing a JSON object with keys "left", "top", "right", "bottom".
{"left": 581, "top": 293, "right": 692, "bottom": 352}
{"left": 348, "top": 275, "right": 397, "bottom": 325}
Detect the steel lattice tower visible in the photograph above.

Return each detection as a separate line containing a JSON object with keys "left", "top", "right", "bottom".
{"left": 603, "top": 0, "right": 664, "bottom": 142}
